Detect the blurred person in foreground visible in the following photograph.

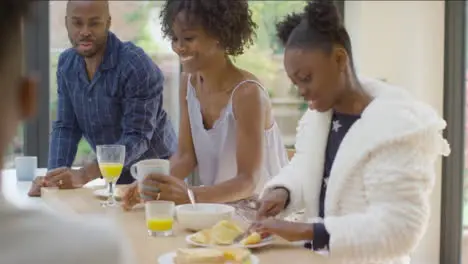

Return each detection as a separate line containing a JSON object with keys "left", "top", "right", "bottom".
{"left": 31, "top": 0, "right": 177, "bottom": 194}
{"left": 0, "top": 1, "right": 133, "bottom": 263}
{"left": 253, "top": 1, "right": 450, "bottom": 263}
{"left": 122, "top": 0, "right": 288, "bottom": 209}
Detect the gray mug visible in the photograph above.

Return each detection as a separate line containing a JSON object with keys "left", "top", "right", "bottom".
{"left": 15, "top": 156, "right": 37, "bottom": 181}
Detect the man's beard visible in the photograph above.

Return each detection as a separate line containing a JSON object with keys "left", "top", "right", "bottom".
{"left": 69, "top": 37, "right": 102, "bottom": 58}
{"left": 75, "top": 43, "right": 99, "bottom": 58}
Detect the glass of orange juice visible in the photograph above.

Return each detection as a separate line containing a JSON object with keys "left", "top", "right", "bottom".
{"left": 145, "top": 201, "right": 175, "bottom": 237}
{"left": 96, "top": 144, "right": 125, "bottom": 207}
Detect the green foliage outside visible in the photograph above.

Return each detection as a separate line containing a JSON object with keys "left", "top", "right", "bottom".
{"left": 124, "top": 1, "right": 163, "bottom": 54}
{"left": 234, "top": 1, "right": 307, "bottom": 100}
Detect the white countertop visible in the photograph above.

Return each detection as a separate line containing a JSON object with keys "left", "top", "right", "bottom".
{"left": 1, "top": 168, "right": 47, "bottom": 208}
{"left": 1, "top": 168, "right": 106, "bottom": 208}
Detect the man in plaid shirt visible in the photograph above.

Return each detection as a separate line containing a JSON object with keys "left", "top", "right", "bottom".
{"left": 45, "top": 1, "right": 176, "bottom": 188}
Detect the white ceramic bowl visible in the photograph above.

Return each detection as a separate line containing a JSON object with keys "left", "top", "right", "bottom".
{"left": 176, "top": 203, "right": 235, "bottom": 231}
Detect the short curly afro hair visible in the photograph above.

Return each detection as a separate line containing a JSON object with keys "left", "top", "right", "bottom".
{"left": 160, "top": 0, "right": 257, "bottom": 57}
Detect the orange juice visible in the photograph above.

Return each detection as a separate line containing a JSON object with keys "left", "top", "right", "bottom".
{"left": 147, "top": 218, "right": 174, "bottom": 231}
{"left": 99, "top": 163, "right": 123, "bottom": 182}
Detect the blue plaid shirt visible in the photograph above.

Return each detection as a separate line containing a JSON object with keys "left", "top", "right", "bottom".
{"left": 48, "top": 32, "right": 177, "bottom": 183}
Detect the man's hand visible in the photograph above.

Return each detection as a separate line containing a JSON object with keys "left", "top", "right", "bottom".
{"left": 251, "top": 218, "right": 314, "bottom": 242}
{"left": 44, "top": 167, "right": 89, "bottom": 189}
{"left": 28, "top": 176, "right": 45, "bottom": 197}
{"left": 256, "top": 188, "right": 289, "bottom": 220}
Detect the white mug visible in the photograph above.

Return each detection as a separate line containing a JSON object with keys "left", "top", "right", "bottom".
{"left": 130, "top": 159, "right": 170, "bottom": 182}
{"left": 15, "top": 156, "right": 37, "bottom": 181}
{"left": 130, "top": 159, "right": 170, "bottom": 201}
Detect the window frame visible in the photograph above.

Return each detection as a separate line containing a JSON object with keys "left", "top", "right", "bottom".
{"left": 23, "top": 1, "right": 50, "bottom": 168}
{"left": 440, "top": 0, "right": 466, "bottom": 263}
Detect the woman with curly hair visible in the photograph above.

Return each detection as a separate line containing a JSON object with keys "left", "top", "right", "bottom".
{"left": 253, "top": 1, "right": 450, "bottom": 263}
{"left": 122, "top": 0, "right": 288, "bottom": 208}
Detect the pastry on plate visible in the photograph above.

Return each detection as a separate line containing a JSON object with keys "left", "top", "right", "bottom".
{"left": 190, "top": 220, "right": 269, "bottom": 246}
{"left": 173, "top": 248, "right": 252, "bottom": 264}
{"left": 210, "top": 220, "right": 244, "bottom": 245}
{"left": 240, "top": 232, "right": 262, "bottom": 246}
{"left": 190, "top": 229, "right": 212, "bottom": 244}
{"left": 222, "top": 248, "right": 252, "bottom": 264}
{"left": 173, "top": 248, "right": 225, "bottom": 264}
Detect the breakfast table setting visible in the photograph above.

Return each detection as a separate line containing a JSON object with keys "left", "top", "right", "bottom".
{"left": 36, "top": 182, "right": 330, "bottom": 263}
{"left": 5, "top": 151, "right": 330, "bottom": 263}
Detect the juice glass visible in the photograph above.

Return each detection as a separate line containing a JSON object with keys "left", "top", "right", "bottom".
{"left": 97, "top": 144, "right": 125, "bottom": 207}
{"left": 145, "top": 201, "right": 175, "bottom": 237}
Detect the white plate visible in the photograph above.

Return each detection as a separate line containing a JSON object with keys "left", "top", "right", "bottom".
{"left": 186, "top": 234, "right": 274, "bottom": 249}
{"left": 158, "top": 251, "right": 260, "bottom": 264}
{"left": 83, "top": 178, "right": 106, "bottom": 188}
{"left": 92, "top": 188, "right": 123, "bottom": 201}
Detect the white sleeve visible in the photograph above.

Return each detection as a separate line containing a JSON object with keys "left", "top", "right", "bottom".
{"left": 324, "top": 130, "right": 449, "bottom": 262}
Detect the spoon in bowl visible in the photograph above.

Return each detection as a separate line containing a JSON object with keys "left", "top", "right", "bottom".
{"left": 186, "top": 183, "right": 196, "bottom": 208}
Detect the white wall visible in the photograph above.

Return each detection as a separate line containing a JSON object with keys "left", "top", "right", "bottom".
{"left": 344, "top": 1, "right": 445, "bottom": 264}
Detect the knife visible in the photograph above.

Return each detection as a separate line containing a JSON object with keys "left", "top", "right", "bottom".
{"left": 233, "top": 211, "right": 253, "bottom": 244}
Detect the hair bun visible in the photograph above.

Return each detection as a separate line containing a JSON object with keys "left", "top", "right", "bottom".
{"left": 276, "top": 13, "right": 303, "bottom": 45}
{"left": 304, "top": 0, "right": 342, "bottom": 35}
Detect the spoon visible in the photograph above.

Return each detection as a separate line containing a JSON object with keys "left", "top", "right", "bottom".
{"left": 186, "top": 183, "right": 196, "bottom": 208}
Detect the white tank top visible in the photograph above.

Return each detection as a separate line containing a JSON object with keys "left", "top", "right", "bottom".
{"left": 186, "top": 77, "right": 288, "bottom": 194}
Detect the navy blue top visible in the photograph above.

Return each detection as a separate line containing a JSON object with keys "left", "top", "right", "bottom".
{"left": 305, "top": 111, "right": 360, "bottom": 251}
{"left": 48, "top": 32, "right": 177, "bottom": 184}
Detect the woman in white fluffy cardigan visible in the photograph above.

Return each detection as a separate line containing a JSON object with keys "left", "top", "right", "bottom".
{"left": 254, "top": 1, "right": 450, "bottom": 264}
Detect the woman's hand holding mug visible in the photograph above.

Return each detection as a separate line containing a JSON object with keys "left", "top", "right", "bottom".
{"left": 121, "top": 159, "right": 170, "bottom": 211}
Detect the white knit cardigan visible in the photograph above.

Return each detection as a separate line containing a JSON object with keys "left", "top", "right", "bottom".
{"left": 262, "top": 78, "right": 451, "bottom": 264}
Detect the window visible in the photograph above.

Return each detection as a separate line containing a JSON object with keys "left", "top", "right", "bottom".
{"left": 234, "top": 1, "right": 308, "bottom": 147}
{"left": 464, "top": 0, "right": 468, "bottom": 230}
{"left": 463, "top": 2, "right": 468, "bottom": 261}
{"left": 49, "top": 1, "right": 179, "bottom": 166}
{"left": 441, "top": 0, "right": 466, "bottom": 263}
